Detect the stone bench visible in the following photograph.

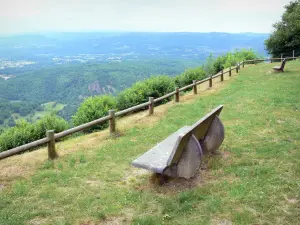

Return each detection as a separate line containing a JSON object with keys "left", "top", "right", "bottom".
{"left": 132, "top": 105, "right": 225, "bottom": 179}
{"left": 273, "top": 58, "right": 287, "bottom": 72}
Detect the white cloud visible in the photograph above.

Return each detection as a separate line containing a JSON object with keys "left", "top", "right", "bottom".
{"left": 0, "top": 0, "right": 291, "bottom": 34}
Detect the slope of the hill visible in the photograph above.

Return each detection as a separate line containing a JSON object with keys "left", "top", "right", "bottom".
{"left": 0, "top": 60, "right": 299, "bottom": 225}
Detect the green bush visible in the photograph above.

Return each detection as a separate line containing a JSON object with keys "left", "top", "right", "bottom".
{"left": 0, "top": 120, "right": 36, "bottom": 152}
{"left": 0, "top": 115, "right": 68, "bottom": 153}
{"left": 175, "top": 67, "right": 206, "bottom": 88}
{"left": 213, "top": 56, "right": 228, "bottom": 73}
{"left": 72, "top": 95, "right": 117, "bottom": 131}
{"left": 117, "top": 76, "right": 175, "bottom": 110}
{"left": 35, "top": 114, "right": 69, "bottom": 139}
{"left": 203, "top": 53, "right": 215, "bottom": 75}
{"left": 210, "top": 49, "right": 259, "bottom": 74}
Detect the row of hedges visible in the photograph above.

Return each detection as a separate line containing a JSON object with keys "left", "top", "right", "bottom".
{"left": 72, "top": 67, "right": 207, "bottom": 130}
{"left": 0, "top": 49, "right": 259, "bottom": 153}
{"left": 175, "top": 67, "right": 206, "bottom": 88}
{"left": 115, "top": 67, "right": 207, "bottom": 111}
{"left": 116, "top": 75, "right": 176, "bottom": 110}
{"left": 208, "top": 49, "right": 259, "bottom": 74}
{"left": 0, "top": 115, "right": 68, "bottom": 152}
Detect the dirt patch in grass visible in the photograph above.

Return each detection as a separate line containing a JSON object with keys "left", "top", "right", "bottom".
{"left": 121, "top": 167, "right": 150, "bottom": 184}
{"left": 79, "top": 209, "right": 134, "bottom": 225}
{"left": 131, "top": 170, "right": 207, "bottom": 195}
{"left": 283, "top": 194, "right": 299, "bottom": 204}
{"left": 211, "top": 218, "right": 233, "bottom": 225}
{"left": 86, "top": 179, "right": 102, "bottom": 187}
{"left": 0, "top": 183, "right": 5, "bottom": 192}
{"left": 27, "top": 217, "right": 50, "bottom": 225}
{"left": 160, "top": 171, "right": 204, "bottom": 191}
{"left": 80, "top": 217, "right": 125, "bottom": 225}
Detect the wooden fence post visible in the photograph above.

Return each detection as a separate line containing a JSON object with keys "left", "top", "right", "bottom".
{"left": 193, "top": 80, "right": 197, "bottom": 95}
{"left": 109, "top": 109, "right": 116, "bottom": 136}
{"left": 242, "top": 61, "right": 245, "bottom": 68}
{"left": 209, "top": 75, "right": 213, "bottom": 87}
{"left": 175, "top": 87, "right": 179, "bottom": 102}
{"left": 229, "top": 67, "right": 232, "bottom": 77}
{"left": 270, "top": 59, "right": 273, "bottom": 63}
{"left": 293, "top": 50, "right": 295, "bottom": 60}
{"left": 281, "top": 54, "right": 283, "bottom": 62}
{"left": 47, "top": 130, "right": 57, "bottom": 160}
{"left": 236, "top": 66, "right": 239, "bottom": 73}
{"left": 149, "top": 97, "right": 154, "bottom": 115}
{"left": 220, "top": 70, "right": 224, "bottom": 82}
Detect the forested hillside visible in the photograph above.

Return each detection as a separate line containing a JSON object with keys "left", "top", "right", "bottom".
{"left": 0, "top": 32, "right": 267, "bottom": 129}
{"left": 0, "top": 60, "right": 198, "bottom": 103}
{"left": 0, "top": 60, "right": 199, "bottom": 127}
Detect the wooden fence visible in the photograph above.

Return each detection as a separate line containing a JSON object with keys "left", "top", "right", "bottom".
{"left": 0, "top": 55, "right": 298, "bottom": 160}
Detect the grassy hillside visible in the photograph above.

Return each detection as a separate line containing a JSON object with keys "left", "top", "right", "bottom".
{"left": 0, "top": 60, "right": 299, "bottom": 224}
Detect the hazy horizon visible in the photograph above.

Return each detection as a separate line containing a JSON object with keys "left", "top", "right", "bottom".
{"left": 0, "top": 0, "right": 290, "bottom": 35}
{"left": 0, "top": 31, "right": 270, "bottom": 37}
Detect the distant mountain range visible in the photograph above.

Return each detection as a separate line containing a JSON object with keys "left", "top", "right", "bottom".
{"left": 0, "top": 32, "right": 268, "bottom": 62}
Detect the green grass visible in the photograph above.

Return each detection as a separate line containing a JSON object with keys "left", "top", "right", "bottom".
{"left": 1, "top": 61, "right": 300, "bottom": 224}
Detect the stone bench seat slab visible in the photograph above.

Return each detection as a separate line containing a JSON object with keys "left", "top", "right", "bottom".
{"left": 132, "top": 126, "right": 191, "bottom": 173}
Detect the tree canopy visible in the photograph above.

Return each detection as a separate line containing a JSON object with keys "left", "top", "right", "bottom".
{"left": 265, "top": 0, "right": 300, "bottom": 57}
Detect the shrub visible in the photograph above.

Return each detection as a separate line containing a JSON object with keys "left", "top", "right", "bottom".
{"left": 0, "top": 115, "right": 68, "bottom": 153}
{"left": 203, "top": 53, "right": 215, "bottom": 75}
{"left": 210, "top": 49, "right": 259, "bottom": 74}
{"left": 234, "top": 49, "right": 258, "bottom": 61}
{"left": 117, "top": 75, "right": 175, "bottom": 110}
{"left": 72, "top": 95, "right": 117, "bottom": 131}
{"left": 175, "top": 67, "right": 206, "bottom": 88}
{"left": 35, "top": 114, "right": 69, "bottom": 139}
{"left": 0, "top": 120, "right": 36, "bottom": 152}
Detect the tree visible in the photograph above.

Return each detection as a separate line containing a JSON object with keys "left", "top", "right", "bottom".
{"left": 203, "top": 53, "right": 215, "bottom": 75}
{"left": 265, "top": 0, "right": 300, "bottom": 57}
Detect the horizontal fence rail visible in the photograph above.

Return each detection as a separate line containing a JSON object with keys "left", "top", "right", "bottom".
{"left": 0, "top": 54, "right": 298, "bottom": 160}
{"left": 153, "top": 91, "right": 177, "bottom": 103}
{"left": 0, "top": 137, "right": 50, "bottom": 160}
{"left": 115, "top": 102, "right": 151, "bottom": 117}
{"left": 55, "top": 115, "right": 112, "bottom": 140}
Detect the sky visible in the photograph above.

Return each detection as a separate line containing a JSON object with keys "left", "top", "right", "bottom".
{"left": 0, "top": 0, "right": 291, "bottom": 34}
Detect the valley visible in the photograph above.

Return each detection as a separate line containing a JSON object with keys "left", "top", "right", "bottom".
{"left": 0, "top": 32, "right": 268, "bottom": 130}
